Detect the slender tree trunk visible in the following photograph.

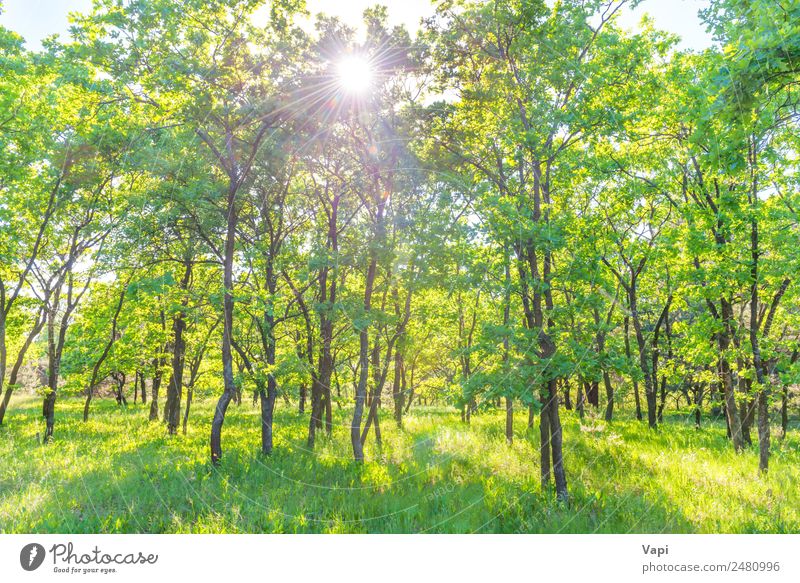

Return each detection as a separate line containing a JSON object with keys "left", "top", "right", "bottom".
{"left": 546, "top": 379, "right": 567, "bottom": 500}
{"left": 740, "top": 379, "right": 755, "bottom": 447}
{"left": 657, "top": 308, "right": 673, "bottom": 423}
{"left": 694, "top": 381, "right": 703, "bottom": 428}
{"left": 84, "top": 286, "right": 126, "bottom": 422}
{"left": 756, "top": 389, "right": 770, "bottom": 472}
{"left": 361, "top": 353, "right": 391, "bottom": 447}
{"left": 324, "top": 376, "right": 333, "bottom": 435}
{"left": 603, "top": 372, "right": 614, "bottom": 422}
{"left": 539, "top": 390, "right": 551, "bottom": 491}
{"left": 352, "top": 192, "right": 384, "bottom": 462}
{"left": 149, "top": 360, "right": 163, "bottom": 421}
{"left": 0, "top": 314, "right": 7, "bottom": 427}
{"left": 43, "top": 268, "right": 83, "bottom": 443}
{"left": 139, "top": 371, "right": 147, "bottom": 404}
{"left": 0, "top": 306, "right": 46, "bottom": 425}
{"left": 166, "top": 260, "right": 192, "bottom": 435}
{"left": 576, "top": 381, "right": 585, "bottom": 420}
{"left": 645, "top": 383, "right": 658, "bottom": 429}
{"left": 747, "top": 194, "right": 769, "bottom": 472}
{"left": 629, "top": 285, "right": 669, "bottom": 430}
{"left": 352, "top": 312, "right": 372, "bottom": 462}
{"left": 505, "top": 397, "right": 513, "bottom": 444}
{"left": 308, "top": 195, "right": 338, "bottom": 446}
{"left": 308, "top": 320, "right": 332, "bottom": 447}
{"left": 404, "top": 378, "right": 414, "bottom": 414}
{"left": 657, "top": 376, "right": 667, "bottom": 424}
{"left": 781, "top": 384, "right": 789, "bottom": 438}
{"left": 500, "top": 245, "right": 513, "bottom": 443}
{"left": 392, "top": 346, "right": 404, "bottom": 427}
{"left": 211, "top": 179, "right": 239, "bottom": 465}
{"left": 260, "top": 308, "right": 278, "bottom": 455}
{"left": 149, "top": 310, "right": 167, "bottom": 422}
{"left": 182, "top": 385, "right": 193, "bottom": 435}
{"left": 308, "top": 378, "right": 323, "bottom": 447}
{"left": 718, "top": 299, "right": 744, "bottom": 451}
{"left": 43, "top": 307, "right": 59, "bottom": 443}
{"left": 624, "top": 316, "right": 642, "bottom": 421}
{"left": 114, "top": 373, "right": 127, "bottom": 405}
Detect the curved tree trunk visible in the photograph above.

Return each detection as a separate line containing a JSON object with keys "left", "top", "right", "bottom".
{"left": 0, "top": 306, "right": 46, "bottom": 425}
{"left": 84, "top": 285, "right": 126, "bottom": 422}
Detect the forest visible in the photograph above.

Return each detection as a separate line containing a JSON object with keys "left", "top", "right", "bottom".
{"left": 1, "top": 0, "right": 800, "bottom": 534}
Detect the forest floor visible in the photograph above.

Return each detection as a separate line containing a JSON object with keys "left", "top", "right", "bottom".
{"left": 1, "top": 395, "right": 799, "bottom": 533}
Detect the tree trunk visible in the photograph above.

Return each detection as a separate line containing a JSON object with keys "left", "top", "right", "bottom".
{"left": 308, "top": 378, "right": 323, "bottom": 447}
{"left": 505, "top": 397, "right": 513, "bottom": 444}
{"left": 182, "top": 385, "right": 193, "bottom": 435}
{"left": 308, "top": 194, "right": 338, "bottom": 446}
{"left": 43, "top": 306, "right": 59, "bottom": 443}
{"left": 563, "top": 379, "right": 572, "bottom": 410}
{"left": 114, "top": 372, "right": 127, "bottom": 405}
{"left": 719, "top": 299, "right": 744, "bottom": 451}
{"left": 0, "top": 313, "right": 7, "bottom": 427}
{"left": 84, "top": 286, "right": 126, "bottom": 422}
{"left": 352, "top": 312, "right": 371, "bottom": 462}
{"left": 351, "top": 194, "right": 384, "bottom": 462}
{"left": 392, "top": 346, "right": 404, "bottom": 427}
{"left": 546, "top": 379, "right": 568, "bottom": 502}
{"left": 756, "top": 389, "right": 770, "bottom": 472}
{"left": 747, "top": 201, "right": 769, "bottom": 472}
{"left": 260, "top": 313, "right": 278, "bottom": 455}
{"left": 587, "top": 380, "right": 599, "bottom": 407}
{"left": 166, "top": 260, "right": 192, "bottom": 435}
{"left": 603, "top": 372, "right": 613, "bottom": 422}
{"left": 149, "top": 360, "right": 163, "bottom": 422}
{"left": 576, "top": 381, "right": 585, "bottom": 420}
{"left": 629, "top": 285, "right": 669, "bottom": 430}
{"left": 740, "top": 382, "right": 755, "bottom": 447}
{"left": 149, "top": 311, "right": 167, "bottom": 422}
{"left": 694, "top": 381, "right": 703, "bottom": 429}
{"left": 645, "top": 382, "right": 658, "bottom": 429}
{"left": 0, "top": 306, "right": 46, "bottom": 425}
{"left": 139, "top": 371, "right": 147, "bottom": 404}
{"left": 624, "top": 316, "right": 642, "bottom": 421}
{"left": 539, "top": 390, "right": 551, "bottom": 491}
{"left": 781, "top": 384, "right": 789, "bottom": 438}
{"left": 211, "top": 179, "right": 239, "bottom": 465}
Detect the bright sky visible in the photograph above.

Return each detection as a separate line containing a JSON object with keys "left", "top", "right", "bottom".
{"left": 0, "top": 0, "right": 713, "bottom": 51}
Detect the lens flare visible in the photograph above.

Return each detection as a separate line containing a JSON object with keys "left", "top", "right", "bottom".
{"left": 336, "top": 55, "right": 373, "bottom": 94}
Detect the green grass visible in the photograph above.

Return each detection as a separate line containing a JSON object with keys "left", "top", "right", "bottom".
{"left": 1, "top": 394, "right": 798, "bottom": 533}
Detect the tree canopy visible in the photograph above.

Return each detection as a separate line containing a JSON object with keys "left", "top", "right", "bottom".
{"left": 1, "top": 0, "right": 799, "bottom": 513}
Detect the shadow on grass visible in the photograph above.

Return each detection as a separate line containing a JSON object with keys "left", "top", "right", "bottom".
{"left": 3, "top": 396, "right": 796, "bottom": 533}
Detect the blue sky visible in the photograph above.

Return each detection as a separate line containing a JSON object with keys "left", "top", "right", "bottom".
{"left": 0, "top": 0, "right": 713, "bottom": 51}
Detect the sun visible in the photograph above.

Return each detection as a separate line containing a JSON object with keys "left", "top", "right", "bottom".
{"left": 336, "top": 55, "right": 373, "bottom": 94}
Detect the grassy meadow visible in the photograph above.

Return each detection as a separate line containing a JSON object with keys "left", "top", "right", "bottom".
{"left": 1, "top": 395, "right": 798, "bottom": 533}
